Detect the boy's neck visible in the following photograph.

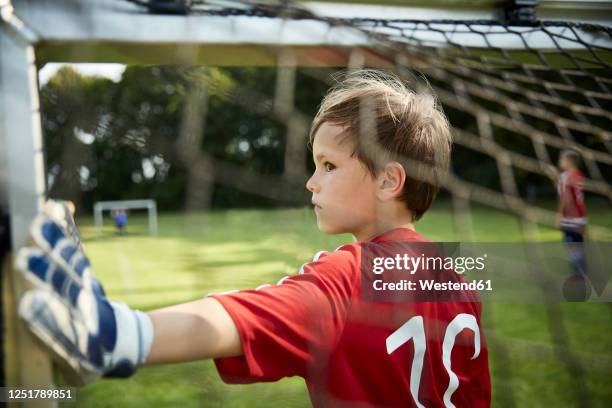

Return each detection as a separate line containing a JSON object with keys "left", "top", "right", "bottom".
{"left": 353, "top": 205, "right": 415, "bottom": 242}
{"left": 354, "top": 221, "right": 415, "bottom": 242}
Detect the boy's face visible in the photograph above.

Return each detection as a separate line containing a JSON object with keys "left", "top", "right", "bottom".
{"left": 559, "top": 155, "right": 573, "bottom": 171}
{"left": 307, "top": 122, "right": 379, "bottom": 237}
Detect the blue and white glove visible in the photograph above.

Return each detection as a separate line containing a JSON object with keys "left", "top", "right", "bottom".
{"left": 15, "top": 200, "right": 154, "bottom": 385}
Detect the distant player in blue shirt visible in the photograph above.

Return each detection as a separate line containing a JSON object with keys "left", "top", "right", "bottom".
{"left": 113, "top": 209, "right": 128, "bottom": 235}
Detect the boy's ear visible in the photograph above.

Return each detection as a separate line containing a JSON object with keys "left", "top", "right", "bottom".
{"left": 378, "top": 162, "right": 406, "bottom": 201}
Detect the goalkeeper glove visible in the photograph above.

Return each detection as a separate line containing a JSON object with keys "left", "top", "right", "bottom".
{"left": 15, "top": 200, "right": 154, "bottom": 385}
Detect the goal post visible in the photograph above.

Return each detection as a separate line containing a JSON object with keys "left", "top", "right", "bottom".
{"left": 93, "top": 200, "right": 158, "bottom": 236}
{"left": 0, "top": 6, "right": 55, "bottom": 396}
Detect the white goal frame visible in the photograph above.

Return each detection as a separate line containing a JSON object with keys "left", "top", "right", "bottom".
{"left": 93, "top": 199, "right": 158, "bottom": 236}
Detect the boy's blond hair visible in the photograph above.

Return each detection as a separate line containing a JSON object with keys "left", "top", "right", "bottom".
{"left": 309, "top": 70, "right": 453, "bottom": 221}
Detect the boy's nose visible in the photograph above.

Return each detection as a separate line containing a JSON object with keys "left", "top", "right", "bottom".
{"left": 306, "top": 174, "right": 320, "bottom": 193}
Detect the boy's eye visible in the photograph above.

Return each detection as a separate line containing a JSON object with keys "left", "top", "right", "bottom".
{"left": 324, "top": 162, "right": 336, "bottom": 172}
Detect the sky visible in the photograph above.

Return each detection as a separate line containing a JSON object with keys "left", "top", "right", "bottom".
{"left": 38, "top": 63, "right": 126, "bottom": 87}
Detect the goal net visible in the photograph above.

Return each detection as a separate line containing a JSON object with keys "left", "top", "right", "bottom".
{"left": 8, "top": 0, "right": 611, "bottom": 404}
{"left": 107, "top": 0, "right": 612, "bottom": 240}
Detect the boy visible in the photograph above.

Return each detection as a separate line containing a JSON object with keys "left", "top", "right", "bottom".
{"left": 556, "top": 150, "right": 587, "bottom": 243}
{"left": 16, "top": 70, "right": 491, "bottom": 406}
{"left": 112, "top": 208, "right": 128, "bottom": 235}
{"left": 547, "top": 149, "right": 588, "bottom": 278}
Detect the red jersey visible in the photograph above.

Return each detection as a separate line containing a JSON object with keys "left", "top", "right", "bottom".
{"left": 557, "top": 169, "right": 586, "bottom": 228}
{"left": 210, "top": 228, "right": 491, "bottom": 407}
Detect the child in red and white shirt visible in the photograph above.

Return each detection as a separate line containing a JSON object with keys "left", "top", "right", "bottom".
{"left": 556, "top": 150, "right": 587, "bottom": 240}
{"left": 550, "top": 149, "right": 588, "bottom": 279}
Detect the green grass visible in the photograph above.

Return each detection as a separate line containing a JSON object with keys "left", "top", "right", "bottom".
{"left": 61, "top": 200, "right": 612, "bottom": 407}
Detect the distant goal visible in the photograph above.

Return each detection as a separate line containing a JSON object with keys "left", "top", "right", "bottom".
{"left": 93, "top": 199, "right": 158, "bottom": 236}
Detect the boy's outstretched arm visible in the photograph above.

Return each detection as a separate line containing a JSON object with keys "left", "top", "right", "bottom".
{"left": 15, "top": 200, "right": 242, "bottom": 385}
{"left": 146, "top": 297, "right": 242, "bottom": 364}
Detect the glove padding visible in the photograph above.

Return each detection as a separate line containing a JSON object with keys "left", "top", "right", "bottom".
{"left": 15, "top": 200, "right": 153, "bottom": 385}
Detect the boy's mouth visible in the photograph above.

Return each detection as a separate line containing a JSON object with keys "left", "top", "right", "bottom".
{"left": 311, "top": 201, "right": 322, "bottom": 209}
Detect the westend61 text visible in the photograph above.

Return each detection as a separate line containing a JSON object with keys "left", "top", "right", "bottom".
{"left": 373, "top": 279, "right": 493, "bottom": 291}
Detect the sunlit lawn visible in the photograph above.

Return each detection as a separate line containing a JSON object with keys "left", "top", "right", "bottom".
{"left": 60, "top": 200, "right": 612, "bottom": 407}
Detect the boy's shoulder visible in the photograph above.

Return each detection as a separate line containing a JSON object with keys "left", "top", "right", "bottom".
{"left": 570, "top": 169, "right": 585, "bottom": 181}
{"left": 304, "top": 228, "right": 430, "bottom": 287}
{"left": 314, "top": 228, "right": 428, "bottom": 261}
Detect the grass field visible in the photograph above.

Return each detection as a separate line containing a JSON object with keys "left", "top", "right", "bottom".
{"left": 60, "top": 200, "right": 612, "bottom": 407}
